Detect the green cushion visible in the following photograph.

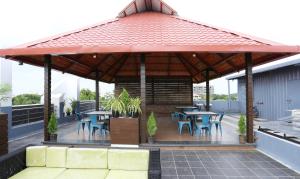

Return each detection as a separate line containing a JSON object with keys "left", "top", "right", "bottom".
{"left": 108, "top": 149, "right": 149, "bottom": 171}
{"left": 66, "top": 148, "right": 108, "bottom": 169}
{"left": 9, "top": 167, "right": 65, "bottom": 179}
{"left": 26, "top": 146, "right": 47, "bottom": 167}
{"left": 56, "top": 169, "right": 109, "bottom": 179}
{"left": 46, "top": 147, "right": 67, "bottom": 168}
{"left": 106, "top": 170, "right": 148, "bottom": 179}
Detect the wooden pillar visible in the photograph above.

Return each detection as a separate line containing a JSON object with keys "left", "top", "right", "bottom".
{"left": 245, "top": 53, "right": 254, "bottom": 143}
{"left": 44, "top": 55, "right": 51, "bottom": 141}
{"left": 205, "top": 69, "right": 210, "bottom": 111}
{"left": 95, "top": 71, "right": 100, "bottom": 111}
{"left": 0, "top": 113, "right": 8, "bottom": 156}
{"left": 140, "top": 54, "right": 146, "bottom": 143}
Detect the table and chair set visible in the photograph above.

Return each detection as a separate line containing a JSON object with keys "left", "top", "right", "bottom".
{"left": 171, "top": 106, "right": 224, "bottom": 136}
{"left": 75, "top": 110, "right": 112, "bottom": 137}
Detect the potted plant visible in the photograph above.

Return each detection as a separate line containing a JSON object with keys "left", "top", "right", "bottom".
{"left": 106, "top": 88, "right": 142, "bottom": 145}
{"left": 66, "top": 107, "right": 72, "bottom": 116}
{"left": 238, "top": 114, "right": 246, "bottom": 144}
{"left": 147, "top": 112, "right": 157, "bottom": 144}
{"left": 70, "top": 99, "right": 77, "bottom": 114}
{"left": 48, "top": 113, "right": 58, "bottom": 141}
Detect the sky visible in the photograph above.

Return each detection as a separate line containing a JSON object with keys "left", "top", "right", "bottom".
{"left": 1, "top": 0, "right": 300, "bottom": 96}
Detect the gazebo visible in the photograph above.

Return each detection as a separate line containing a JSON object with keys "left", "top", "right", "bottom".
{"left": 0, "top": 0, "right": 299, "bottom": 144}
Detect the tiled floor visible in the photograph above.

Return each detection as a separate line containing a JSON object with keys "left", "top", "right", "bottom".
{"left": 160, "top": 150, "right": 300, "bottom": 179}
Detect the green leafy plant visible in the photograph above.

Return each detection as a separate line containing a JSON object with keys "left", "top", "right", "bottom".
{"left": 238, "top": 114, "right": 246, "bottom": 135}
{"left": 105, "top": 88, "right": 142, "bottom": 118}
{"left": 48, "top": 113, "right": 58, "bottom": 134}
{"left": 12, "top": 93, "right": 41, "bottom": 105}
{"left": 128, "top": 97, "right": 142, "bottom": 116}
{"left": 147, "top": 112, "right": 158, "bottom": 137}
{"left": 80, "top": 88, "right": 96, "bottom": 100}
{"left": 70, "top": 98, "right": 77, "bottom": 112}
{"left": 66, "top": 107, "right": 72, "bottom": 114}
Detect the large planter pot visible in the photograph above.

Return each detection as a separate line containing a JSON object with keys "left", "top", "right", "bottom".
{"left": 0, "top": 113, "right": 8, "bottom": 156}
{"left": 110, "top": 117, "right": 139, "bottom": 145}
{"left": 239, "top": 135, "right": 246, "bottom": 144}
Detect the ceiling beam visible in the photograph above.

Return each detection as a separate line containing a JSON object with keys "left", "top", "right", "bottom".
{"left": 60, "top": 55, "right": 90, "bottom": 69}
{"left": 100, "top": 54, "right": 128, "bottom": 80}
{"left": 86, "top": 54, "right": 111, "bottom": 76}
{"left": 194, "top": 53, "right": 219, "bottom": 76}
{"left": 212, "top": 53, "right": 237, "bottom": 67}
{"left": 134, "top": 1, "right": 138, "bottom": 13}
{"left": 176, "top": 54, "right": 200, "bottom": 83}
{"left": 108, "top": 55, "right": 129, "bottom": 82}
{"left": 177, "top": 54, "right": 205, "bottom": 80}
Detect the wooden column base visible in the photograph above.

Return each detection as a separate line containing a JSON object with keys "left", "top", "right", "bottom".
{"left": 0, "top": 113, "right": 8, "bottom": 156}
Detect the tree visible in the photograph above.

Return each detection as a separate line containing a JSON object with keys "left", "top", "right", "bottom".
{"left": 80, "top": 89, "right": 96, "bottom": 100}
{"left": 12, "top": 94, "right": 41, "bottom": 105}
{"left": 0, "top": 84, "right": 11, "bottom": 102}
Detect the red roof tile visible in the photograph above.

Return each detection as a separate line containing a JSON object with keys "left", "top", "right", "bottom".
{"left": 26, "top": 12, "right": 274, "bottom": 49}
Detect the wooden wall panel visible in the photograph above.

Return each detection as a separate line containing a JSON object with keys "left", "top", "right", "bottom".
{"left": 115, "top": 77, "right": 192, "bottom": 105}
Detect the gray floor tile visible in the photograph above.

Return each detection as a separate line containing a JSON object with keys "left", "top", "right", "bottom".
{"left": 178, "top": 176, "right": 194, "bottom": 179}
{"left": 194, "top": 176, "right": 211, "bottom": 179}
{"left": 206, "top": 168, "right": 224, "bottom": 176}
{"left": 236, "top": 168, "right": 256, "bottom": 177}
{"left": 265, "top": 168, "right": 289, "bottom": 177}
{"left": 189, "top": 161, "right": 204, "bottom": 168}
{"left": 174, "top": 155, "right": 187, "bottom": 161}
{"left": 251, "top": 168, "right": 273, "bottom": 177}
{"left": 220, "top": 168, "right": 241, "bottom": 177}
{"left": 175, "top": 161, "right": 189, "bottom": 168}
{"left": 162, "top": 175, "right": 178, "bottom": 179}
{"left": 176, "top": 167, "right": 193, "bottom": 176}
{"left": 162, "top": 168, "right": 177, "bottom": 176}
{"left": 191, "top": 167, "right": 208, "bottom": 176}
{"left": 162, "top": 161, "right": 175, "bottom": 168}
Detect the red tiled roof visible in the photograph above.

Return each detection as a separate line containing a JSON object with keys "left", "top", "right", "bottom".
{"left": 1, "top": 12, "right": 298, "bottom": 56}
{"left": 0, "top": 0, "right": 299, "bottom": 83}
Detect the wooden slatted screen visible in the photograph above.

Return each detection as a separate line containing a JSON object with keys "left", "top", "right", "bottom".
{"left": 115, "top": 77, "right": 192, "bottom": 105}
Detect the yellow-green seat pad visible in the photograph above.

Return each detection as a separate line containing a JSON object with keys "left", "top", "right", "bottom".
{"left": 9, "top": 167, "right": 65, "bottom": 179}
{"left": 106, "top": 170, "right": 148, "bottom": 179}
{"left": 108, "top": 149, "right": 149, "bottom": 170}
{"left": 56, "top": 169, "right": 109, "bottom": 179}
{"left": 26, "top": 146, "right": 47, "bottom": 167}
{"left": 46, "top": 147, "right": 67, "bottom": 168}
{"left": 66, "top": 148, "right": 108, "bottom": 169}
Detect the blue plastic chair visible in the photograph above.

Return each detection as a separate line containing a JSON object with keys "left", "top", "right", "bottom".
{"left": 76, "top": 113, "right": 91, "bottom": 134}
{"left": 89, "top": 115, "right": 105, "bottom": 137}
{"left": 171, "top": 112, "right": 180, "bottom": 121}
{"left": 195, "top": 114, "right": 211, "bottom": 135}
{"left": 211, "top": 112, "right": 224, "bottom": 135}
{"left": 177, "top": 113, "right": 192, "bottom": 135}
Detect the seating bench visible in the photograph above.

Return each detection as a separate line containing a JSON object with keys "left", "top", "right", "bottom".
{"left": 0, "top": 145, "right": 161, "bottom": 179}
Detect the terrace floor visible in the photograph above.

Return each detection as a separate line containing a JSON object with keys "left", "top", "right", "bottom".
{"left": 160, "top": 150, "right": 300, "bottom": 179}
{"left": 9, "top": 115, "right": 241, "bottom": 152}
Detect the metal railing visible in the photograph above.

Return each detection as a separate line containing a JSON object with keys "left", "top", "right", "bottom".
{"left": 12, "top": 104, "right": 54, "bottom": 126}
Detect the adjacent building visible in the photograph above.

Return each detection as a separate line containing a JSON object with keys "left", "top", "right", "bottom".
{"left": 193, "top": 84, "right": 214, "bottom": 100}
{"left": 227, "top": 57, "right": 300, "bottom": 120}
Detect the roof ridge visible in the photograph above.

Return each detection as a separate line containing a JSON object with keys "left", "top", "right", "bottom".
{"left": 118, "top": 0, "right": 177, "bottom": 18}
{"left": 15, "top": 19, "right": 118, "bottom": 49}
{"left": 172, "top": 16, "right": 284, "bottom": 46}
